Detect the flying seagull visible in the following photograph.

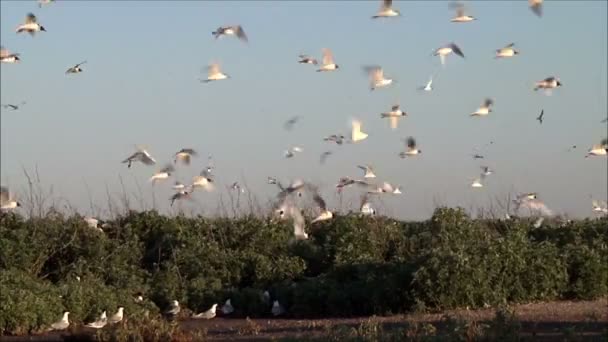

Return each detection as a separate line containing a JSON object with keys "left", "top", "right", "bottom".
{"left": 471, "top": 98, "right": 494, "bottom": 117}
{"left": 418, "top": 75, "right": 433, "bottom": 92}
{"left": 122, "top": 146, "right": 156, "bottom": 168}
{"left": 529, "top": 0, "right": 543, "bottom": 17}
{"left": 324, "top": 134, "right": 346, "bottom": 145}
{"left": 1, "top": 186, "right": 21, "bottom": 211}
{"left": 298, "top": 54, "right": 318, "bottom": 65}
{"left": 380, "top": 104, "right": 406, "bottom": 129}
{"left": 0, "top": 46, "right": 20, "bottom": 63}
{"left": 283, "top": 116, "right": 300, "bottom": 130}
{"left": 534, "top": 76, "right": 562, "bottom": 95}
{"left": 200, "top": 63, "right": 230, "bottom": 83}
{"left": 449, "top": 1, "right": 476, "bottom": 22}
{"left": 38, "top": 0, "right": 55, "bottom": 8}
{"left": 2, "top": 101, "right": 26, "bottom": 111}
{"left": 192, "top": 170, "right": 215, "bottom": 192}
{"left": 536, "top": 109, "right": 545, "bottom": 124}
{"left": 434, "top": 43, "right": 465, "bottom": 66}
{"left": 284, "top": 146, "right": 303, "bottom": 159}
{"left": 16, "top": 13, "right": 46, "bottom": 36}
{"left": 317, "top": 48, "right": 339, "bottom": 72}
{"left": 399, "top": 136, "right": 422, "bottom": 157}
{"left": 351, "top": 120, "right": 368, "bottom": 142}
{"left": 212, "top": 25, "right": 248, "bottom": 42}
{"left": 363, "top": 65, "right": 393, "bottom": 91}
{"left": 357, "top": 165, "right": 377, "bottom": 179}
{"left": 310, "top": 188, "right": 333, "bottom": 223}
{"left": 585, "top": 138, "right": 608, "bottom": 157}
{"left": 170, "top": 188, "right": 193, "bottom": 206}
{"left": 174, "top": 148, "right": 198, "bottom": 165}
{"left": 65, "top": 61, "right": 87, "bottom": 74}
{"left": 372, "top": 0, "right": 401, "bottom": 19}
{"left": 149, "top": 164, "right": 175, "bottom": 184}
{"left": 495, "top": 43, "right": 519, "bottom": 59}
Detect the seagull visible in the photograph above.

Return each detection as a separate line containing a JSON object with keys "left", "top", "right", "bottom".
{"left": 363, "top": 65, "right": 393, "bottom": 91}
{"left": 268, "top": 177, "right": 278, "bottom": 185}
{"left": 418, "top": 75, "right": 433, "bottom": 92}
{"left": 472, "top": 154, "right": 485, "bottom": 159}
{"left": 481, "top": 166, "right": 493, "bottom": 176}
{"left": 0, "top": 46, "right": 20, "bottom": 63}
{"left": 85, "top": 311, "right": 107, "bottom": 329}
{"left": 271, "top": 300, "right": 285, "bottom": 316}
{"left": 134, "top": 292, "right": 144, "bottom": 303}
{"left": 65, "top": 61, "right": 87, "bottom": 74}
{"left": 351, "top": 120, "right": 368, "bottom": 143}
{"left": 2, "top": 101, "right": 26, "bottom": 110}
{"left": 592, "top": 200, "right": 608, "bottom": 214}
{"left": 200, "top": 63, "right": 230, "bottom": 83}
{"left": 298, "top": 55, "right": 318, "bottom": 65}
{"left": 230, "top": 182, "right": 245, "bottom": 193}
{"left": 317, "top": 48, "right": 339, "bottom": 72}
{"left": 38, "top": 0, "right": 55, "bottom": 8}
{"left": 174, "top": 148, "right": 198, "bottom": 165}
{"left": 212, "top": 25, "right": 248, "bottom": 42}
{"left": 471, "top": 176, "right": 484, "bottom": 188}
{"left": 368, "top": 181, "right": 396, "bottom": 194}
{"left": 170, "top": 188, "right": 193, "bottom": 206}
{"left": 283, "top": 116, "right": 300, "bottom": 130}
{"left": 585, "top": 138, "right": 608, "bottom": 157}
{"left": 193, "top": 304, "right": 218, "bottom": 319}
{"left": 449, "top": 1, "right": 476, "bottom": 22}
{"left": 536, "top": 109, "right": 545, "bottom": 124}
{"left": 517, "top": 198, "right": 553, "bottom": 217}
{"left": 108, "top": 307, "right": 124, "bottom": 324}
{"left": 319, "top": 151, "right": 333, "bottom": 164}
{"left": 471, "top": 98, "right": 494, "bottom": 117}
{"left": 372, "top": 0, "right": 401, "bottom": 18}
{"left": 360, "top": 193, "right": 376, "bottom": 216}
{"left": 335, "top": 177, "right": 369, "bottom": 193}
{"left": 164, "top": 300, "right": 180, "bottom": 318}
{"left": 285, "top": 146, "right": 303, "bottom": 158}
{"left": 534, "top": 76, "right": 562, "bottom": 95}
{"left": 433, "top": 43, "right": 465, "bottom": 66}
{"left": 221, "top": 300, "right": 234, "bottom": 315}
{"left": 399, "top": 136, "right": 422, "bottom": 157}
{"left": 16, "top": 13, "right": 46, "bottom": 36}
{"left": 324, "top": 134, "right": 346, "bottom": 145}
{"left": 192, "top": 170, "right": 215, "bottom": 191}
{"left": 48, "top": 312, "right": 70, "bottom": 331}
{"left": 495, "top": 43, "right": 519, "bottom": 59}
{"left": 149, "top": 164, "right": 175, "bottom": 184}
{"left": 392, "top": 186, "right": 402, "bottom": 194}
{"left": 84, "top": 217, "right": 104, "bottom": 232}
{"left": 529, "top": 0, "right": 543, "bottom": 17}
{"left": 0, "top": 186, "right": 21, "bottom": 211}
{"left": 122, "top": 146, "right": 156, "bottom": 168}
{"left": 357, "top": 165, "right": 377, "bottom": 179}
{"left": 310, "top": 188, "right": 333, "bottom": 223}
{"left": 380, "top": 104, "right": 407, "bottom": 129}
{"left": 276, "top": 179, "right": 307, "bottom": 203}
{"left": 276, "top": 201, "right": 308, "bottom": 240}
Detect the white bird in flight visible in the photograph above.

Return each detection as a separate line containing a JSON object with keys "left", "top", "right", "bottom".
{"left": 174, "top": 148, "right": 198, "bottom": 165}
{"left": 284, "top": 146, "right": 303, "bottom": 159}
{"left": 585, "top": 138, "right": 608, "bottom": 157}
{"left": 122, "top": 146, "right": 157, "bottom": 168}
{"left": 399, "top": 136, "right": 422, "bottom": 158}
{"left": 471, "top": 98, "right": 494, "bottom": 117}
{"left": 495, "top": 43, "right": 519, "bottom": 59}
{"left": 449, "top": 1, "right": 476, "bottom": 22}
{"left": 418, "top": 76, "right": 433, "bottom": 92}
{"left": 357, "top": 165, "right": 377, "bottom": 179}
{"left": 380, "top": 104, "right": 407, "bottom": 130}
{"left": 65, "top": 61, "right": 87, "bottom": 74}
{"left": 317, "top": 48, "right": 339, "bottom": 72}
{"left": 298, "top": 55, "right": 318, "bottom": 65}
{"left": 351, "top": 120, "right": 368, "bottom": 143}
{"left": 372, "top": 0, "right": 401, "bottom": 19}
{"left": 310, "top": 188, "right": 333, "bottom": 223}
{"left": 0, "top": 46, "right": 20, "bottom": 63}
{"left": 529, "top": 0, "right": 543, "bottom": 17}
{"left": 212, "top": 25, "right": 248, "bottom": 43}
{"left": 433, "top": 43, "right": 465, "bottom": 67}
{"left": 534, "top": 76, "right": 562, "bottom": 95}
{"left": 16, "top": 13, "right": 46, "bottom": 36}
{"left": 201, "top": 63, "right": 230, "bottom": 83}
{"left": 0, "top": 186, "right": 21, "bottom": 211}
{"left": 363, "top": 65, "right": 393, "bottom": 91}
{"left": 149, "top": 164, "right": 175, "bottom": 184}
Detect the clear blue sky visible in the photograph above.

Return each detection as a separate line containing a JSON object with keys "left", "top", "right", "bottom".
{"left": 1, "top": 1, "right": 606, "bottom": 219}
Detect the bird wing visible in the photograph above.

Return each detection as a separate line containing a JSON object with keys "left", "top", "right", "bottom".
{"left": 391, "top": 104, "right": 400, "bottom": 111}
{"left": 25, "top": 13, "right": 37, "bottom": 24}
{"left": 160, "top": 164, "right": 175, "bottom": 173}
{"left": 389, "top": 116, "right": 398, "bottom": 129}
{"left": 140, "top": 152, "right": 156, "bottom": 165}
{"left": 322, "top": 48, "right": 334, "bottom": 65}
{"left": 208, "top": 63, "right": 221, "bottom": 76}
{"left": 450, "top": 43, "right": 465, "bottom": 58}
{"left": 505, "top": 43, "right": 515, "bottom": 48}
{"left": 235, "top": 25, "right": 248, "bottom": 42}
{"left": 312, "top": 192, "right": 327, "bottom": 211}
{"left": 0, "top": 47, "right": 8, "bottom": 58}
{"left": 381, "top": 0, "right": 393, "bottom": 10}
{"left": 405, "top": 136, "right": 416, "bottom": 149}
{"left": 484, "top": 98, "right": 493, "bottom": 107}
{"left": 529, "top": 0, "right": 543, "bottom": 17}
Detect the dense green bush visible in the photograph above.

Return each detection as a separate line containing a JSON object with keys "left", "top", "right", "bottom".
{"left": 0, "top": 208, "right": 606, "bottom": 335}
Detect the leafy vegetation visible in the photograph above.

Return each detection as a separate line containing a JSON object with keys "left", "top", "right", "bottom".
{"left": 1, "top": 208, "right": 607, "bottom": 336}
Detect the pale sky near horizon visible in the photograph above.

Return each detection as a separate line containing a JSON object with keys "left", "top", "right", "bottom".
{"left": 1, "top": 1, "right": 607, "bottom": 220}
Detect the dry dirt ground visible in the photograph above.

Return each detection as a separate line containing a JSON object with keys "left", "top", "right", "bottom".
{"left": 3, "top": 299, "right": 607, "bottom": 341}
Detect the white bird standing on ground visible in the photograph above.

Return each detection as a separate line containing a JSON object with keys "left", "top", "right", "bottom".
{"left": 363, "top": 65, "right": 393, "bottom": 91}
{"left": 108, "top": 307, "right": 124, "bottom": 324}
{"left": 221, "top": 299, "right": 234, "bottom": 315}
{"left": 48, "top": 312, "right": 70, "bottom": 331}
{"left": 495, "top": 43, "right": 519, "bottom": 59}
{"left": 212, "top": 25, "right": 248, "bottom": 42}
{"left": 174, "top": 148, "right": 198, "bottom": 165}
{"left": 351, "top": 120, "right": 368, "bottom": 143}
{"left": 85, "top": 311, "right": 107, "bottom": 329}
{"left": 271, "top": 300, "right": 285, "bottom": 316}
{"left": 380, "top": 104, "right": 407, "bottom": 129}
{"left": 1, "top": 187, "right": 21, "bottom": 211}
{"left": 399, "top": 136, "right": 422, "bottom": 157}
{"left": 193, "top": 304, "right": 217, "bottom": 319}
{"left": 357, "top": 165, "right": 377, "bottom": 179}
{"left": 471, "top": 98, "right": 494, "bottom": 117}
{"left": 0, "top": 46, "right": 20, "bottom": 63}
{"left": 449, "top": 1, "right": 476, "bottom": 22}
{"left": 585, "top": 138, "right": 608, "bottom": 157}
{"left": 201, "top": 63, "right": 230, "bottom": 82}
{"left": 149, "top": 164, "right": 175, "bottom": 184}
{"left": 529, "top": 0, "right": 543, "bottom": 17}
{"left": 418, "top": 76, "right": 433, "bottom": 92}
{"left": 16, "top": 13, "right": 46, "bottom": 36}
{"left": 372, "top": 0, "right": 401, "bottom": 18}
{"left": 122, "top": 146, "right": 157, "bottom": 168}
{"left": 534, "top": 76, "right": 562, "bottom": 95}
{"left": 317, "top": 48, "right": 339, "bottom": 72}
{"left": 433, "top": 43, "right": 465, "bottom": 67}
{"left": 65, "top": 61, "right": 87, "bottom": 74}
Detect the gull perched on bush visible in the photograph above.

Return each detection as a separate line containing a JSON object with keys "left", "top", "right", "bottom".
{"left": 122, "top": 146, "right": 156, "bottom": 168}
{"left": 592, "top": 200, "right": 608, "bottom": 215}
{"left": 372, "top": 0, "right": 400, "bottom": 19}
{"left": 360, "top": 193, "right": 376, "bottom": 216}
{"left": 85, "top": 311, "right": 107, "bottom": 329}
{"left": 0, "top": 46, "right": 20, "bottom": 63}
{"left": 47, "top": 311, "right": 70, "bottom": 331}
{"left": 221, "top": 299, "right": 234, "bottom": 315}
{"left": 380, "top": 104, "right": 406, "bottom": 129}
{"left": 1, "top": 186, "right": 21, "bottom": 211}
{"left": 311, "top": 189, "right": 333, "bottom": 223}
{"left": 84, "top": 217, "right": 105, "bottom": 232}
{"left": 192, "top": 304, "right": 217, "bottom": 319}
{"left": 16, "top": 13, "right": 46, "bottom": 36}
{"left": 164, "top": 300, "right": 180, "bottom": 319}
